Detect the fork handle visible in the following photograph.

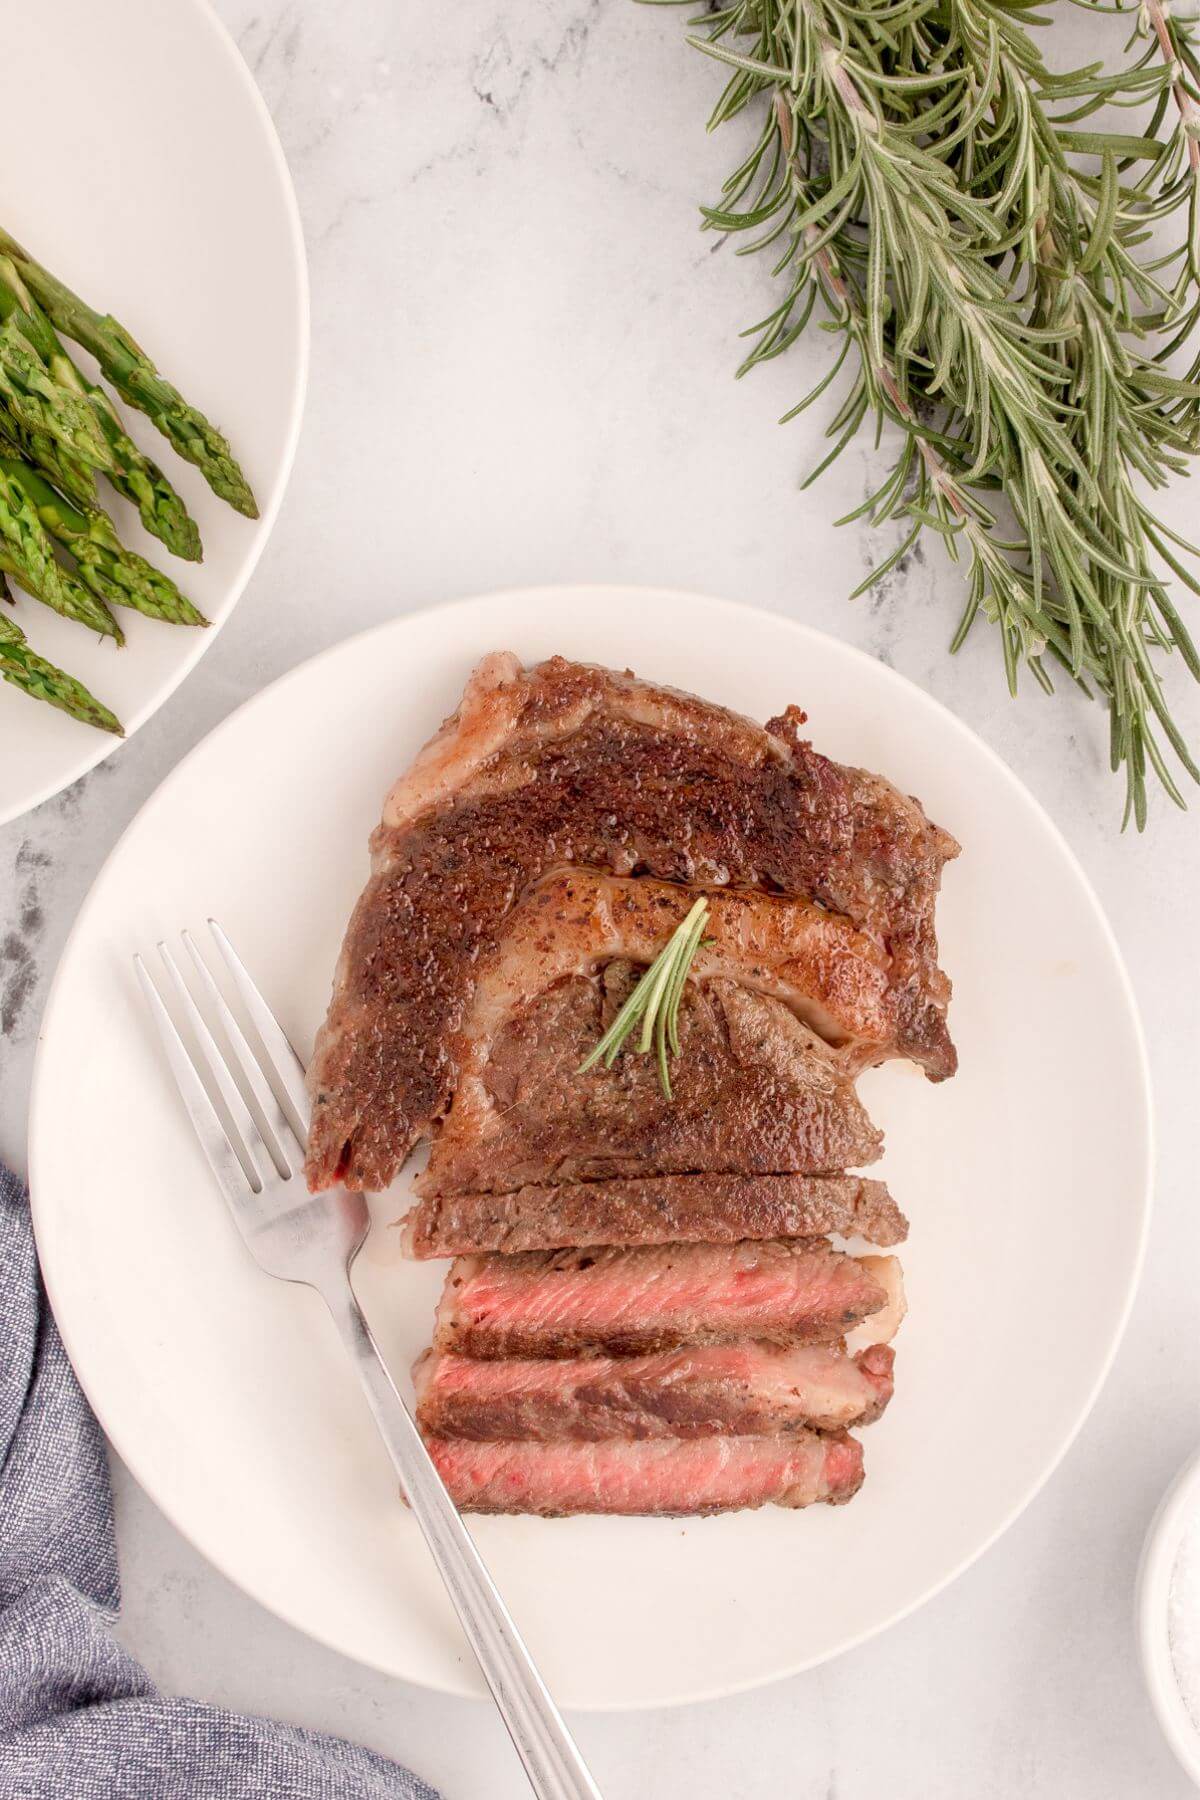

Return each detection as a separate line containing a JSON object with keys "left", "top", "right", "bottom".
{"left": 318, "top": 1282, "right": 604, "bottom": 1800}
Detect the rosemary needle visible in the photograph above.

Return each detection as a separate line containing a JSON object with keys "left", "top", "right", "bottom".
{"left": 578, "top": 897, "right": 711, "bottom": 1098}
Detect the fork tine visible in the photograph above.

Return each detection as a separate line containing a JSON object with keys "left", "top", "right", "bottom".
{"left": 134, "top": 953, "right": 262, "bottom": 1203}
{"left": 207, "top": 919, "right": 311, "bottom": 1141}
{"left": 181, "top": 930, "right": 298, "bottom": 1177}
{"left": 154, "top": 943, "right": 270, "bottom": 1195}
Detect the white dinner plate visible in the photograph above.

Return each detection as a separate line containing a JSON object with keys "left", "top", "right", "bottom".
{"left": 29, "top": 586, "right": 1152, "bottom": 1710}
{"left": 0, "top": 0, "right": 307, "bottom": 825}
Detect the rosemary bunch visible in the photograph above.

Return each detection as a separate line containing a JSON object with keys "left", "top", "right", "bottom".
{"left": 661, "top": 0, "right": 1200, "bottom": 824}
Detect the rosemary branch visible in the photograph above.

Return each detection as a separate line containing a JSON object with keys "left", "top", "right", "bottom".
{"left": 1142, "top": 0, "right": 1200, "bottom": 179}
{"left": 579, "top": 897, "right": 711, "bottom": 1098}
{"left": 657, "top": 0, "right": 1200, "bottom": 824}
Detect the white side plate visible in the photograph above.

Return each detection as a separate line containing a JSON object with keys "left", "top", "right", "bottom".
{"left": 1138, "top": 1445, "right": 1200, "bottom": 1787}
{"left": 29, "top": 587, "right": 1152, "bottom": 1710}
{"left": 0, "top": 0, "right": 307, "bottom": 823}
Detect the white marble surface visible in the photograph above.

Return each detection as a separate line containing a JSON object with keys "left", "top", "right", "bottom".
{"left": 2, "top": 1, "right": 1200, "bottom": 1793}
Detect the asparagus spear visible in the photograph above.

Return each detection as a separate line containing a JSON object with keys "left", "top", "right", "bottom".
{"left": 0, "top": 607, "right": 122, "bottom": 734}
{"left": 0, "top": 259, "right": 201, "bottom": 560}
{"left": 0, "top": 229, "right": 257, "bottom": 518}
{"left": 0, "top": 456, "right": 206, "bottom": 627}
{"left": 80, "top": 383, "right": 202, "bottom": 560}
{"left": 0, "top": 468, "right": 121, "bottom": 641}
{"left": 0, "top": 413, "right": 96, "bottom": 508}
{"left": 0, "top": 542, "right": 122, "bottom": 644}
{"left": 0, "top": 315, "right": 115, "bottom": 473}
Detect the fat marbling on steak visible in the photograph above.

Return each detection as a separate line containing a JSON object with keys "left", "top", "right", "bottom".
{"left": 414, "top": 1341, "right": 895, "bottom": 1441}
{"left": 432, "top": 1239, "right": 902, "bottom": 1360}
{"left": 402, "top": 1170, "right": 907, "bottom": 1258}
{"left": 423, "top": 1429, "right": 865, "bottom": 1516}
{"left": 305, "top": 654, "right": 959, "bottom": 1192}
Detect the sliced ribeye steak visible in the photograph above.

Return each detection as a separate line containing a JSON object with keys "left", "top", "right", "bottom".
{"left": 306, "top": 654, "right": 958, "bottom": 1191}
{"left": 421, "top": 1430, "right": 864, "bottom": 1515}
{"left": 414, "top": 1341, "right": 895, "bottom": 1440}
{"left": 402, "top": 1170, "right": 907, "bottom": 1258}
{"left": 432, "top": 1239, "right": 902, "bottom": 1360}
{"left": 418, "top": 947, "right": 885, "bottom": 1199}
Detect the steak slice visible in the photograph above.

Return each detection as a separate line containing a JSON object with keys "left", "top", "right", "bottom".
{"left": 307, "top": 653, "right": 958, "bottom": 1191}
{"left": 417, "top": 883, "right": 888, "bottom": 1197}
{"left": 431, "top": 1240, "right": 898, "bottom": 1360}
{"left": 402, "top": 1172, "right": 907, "bottom": 1258}
{"left": 414, "top": 1342, "right": 895, "bottom": 1441}
{"left": 422, "top": 1430, "right": 865, "bottom": 1515}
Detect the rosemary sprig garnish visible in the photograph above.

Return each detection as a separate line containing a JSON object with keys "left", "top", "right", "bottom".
{"left": 654, "top": 0, "right": 1200, "bottom": 826}
{"left": 578, "top": 897, "right": 711, "bottom": 1098}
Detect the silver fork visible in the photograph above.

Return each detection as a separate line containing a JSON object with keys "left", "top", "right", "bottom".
{"left": 135, "top": 921, "right": 602, "bottom": 1800}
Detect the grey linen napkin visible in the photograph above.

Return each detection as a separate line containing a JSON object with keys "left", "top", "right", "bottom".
{"left": 0, "top": 1164, "right": 438, "bottom": 1800}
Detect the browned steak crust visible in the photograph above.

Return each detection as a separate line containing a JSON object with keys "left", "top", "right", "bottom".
{"left": 402, "top": 1171, "right": 907, "bottom": 1258}
{"left": 307, "top": 655, "right": 958, "bottom": 1191}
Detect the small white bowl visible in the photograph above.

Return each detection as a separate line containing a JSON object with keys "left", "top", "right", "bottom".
{"left": 1138, "top": 1445, "right": 1200, "bottom": 1789}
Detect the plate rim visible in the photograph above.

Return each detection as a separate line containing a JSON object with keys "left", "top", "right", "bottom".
{"left": 28, "top": 584, "right": 1155, "bottom": 1709}
{"left": 0, "top": 0, "right": 311, "bottom": 830}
